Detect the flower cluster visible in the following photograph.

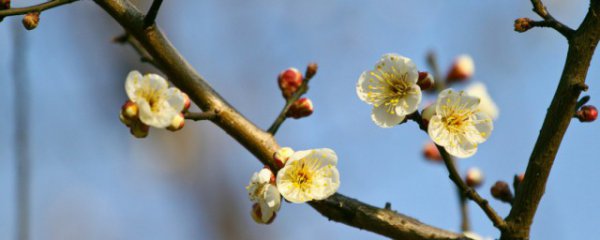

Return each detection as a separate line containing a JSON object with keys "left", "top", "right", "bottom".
{"left": 246, "top": 147, "right": 340, "bottom": 224}
{"left": 357, "top": 54, "right": 497, "bottom": 158}
{"left": 119, "top": 71, "right": 191, "bottom": 138}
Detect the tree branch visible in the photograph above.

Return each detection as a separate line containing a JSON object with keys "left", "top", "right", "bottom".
{"left": 184, "top": 110, "right": 217, "bottom": 121}
{"left": 93, "top": 0, "right": 468, "bottom": 239}
{"left": 113, "top": 32, "right": 162, "bottom": 70}
{"left": 502, "top": 1, "right": 600, "bottom": 239}
{"left": 527, "top": 0, "right": 575, "bottom": 38}
{"left": 0, "top": 0, "right": 79, "bottom": 17}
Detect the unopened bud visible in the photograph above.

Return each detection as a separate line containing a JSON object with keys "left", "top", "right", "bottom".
{"left": 305, "top": 62, "right": 318, "bottom": 80}
{"left": 421, "top": 103, "right": 437, "bottom": 128}
{"left": 278, "top": 68, "right": 303, "bottom": 99}
{"left": 446, "top": 55, "right": 474, "bottom": 83}
{"left": 251, "top": 203, "right": 276, "bottom": 224}
{"left": 423, "top": 142, "right": 442, "bottom": 162}
{"left": 22, "top": 12, "right": 40, "bottom": 31}
{"left": 576, "top": 105, "right": 597, "bottom": 122}
{"left": 514, "top": 18, "right": 533, "bottom": 33}
{"left": 119, "top": 113, "right": 132, "bottom": 127}
{"left": 491, "top": 181, "right": 513, "bottom": 203}
{"left": 121, "top": 100, "right": 139, "bottom": 120}
{"left": 130, "top": 121, "right": 150, "bottom": 138}
{"left": 465, "top": 167, "right": 484, "bottom": 188}
{"left": 273, "top": 147, "right": 294, "bottom": 168}
{"left": 182, "top": 93, "right": 191, "bottom": 112}
{"left": 167, "top": 113, "right": 185, "bottom": 131}
{"left": 417, "top": 71, "right": 435, "bottom": 91}
{"left": 286, "top": 98, "right": 313, "bottom": 119}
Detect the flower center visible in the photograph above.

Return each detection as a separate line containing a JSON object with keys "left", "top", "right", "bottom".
{"left": 137, "top": 88, "right": 163, "bottom": 112}
{"left": 367, "top": 71, "right": 412, "bottom": 114}
{"left": 442, "top": 110, "right": 472, "bottom": 134}
{"left": 287, "top": 157, "right": 322, "bottom": 191}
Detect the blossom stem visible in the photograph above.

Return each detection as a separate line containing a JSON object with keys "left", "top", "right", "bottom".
{"left": 267, "top": 67, "right": 316, "bottom": 135}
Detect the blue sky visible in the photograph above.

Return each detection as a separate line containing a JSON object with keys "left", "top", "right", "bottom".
{"left": 0, "top": 0, "right": 598, "bottom": 239}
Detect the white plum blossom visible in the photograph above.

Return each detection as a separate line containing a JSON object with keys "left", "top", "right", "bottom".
{"left": 356, "top": 54, "right": 422, "bottom": 128}
{"left": 125, "top": 71, "right": 186, "bottom": 128}
{"left": 428, "top": 89, "right": 493, "bottom": 158}
{"left": 465, "top": 82, "right": 499, "bottom": 120}
{"left": 276, "top": 148, "right": 340, "bottom": 203}
{"left": 246, "top": 168, "right": 281, "bottom": 224}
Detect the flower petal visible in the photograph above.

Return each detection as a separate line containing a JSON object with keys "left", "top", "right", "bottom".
{"left": 356, "top": 71, "right": 376, "bottom": 103}
{"left": 376, "top": 54, "right": 418, "bottom": 84}
{"left": 285, "top": 149, "right": 312, "bottom": 165}
{"left": 312, "top": 148, "right": 338, "bottom": 166}
{"left": 138, "top": 100, "right": 178, "bottom": 128}
{"left": 144, "top": 73, "right": 169, "bottom": 91}
{"left": 165, "top": 88, "right": 186, "bottom": 112}
{"left": 466, "top": 82, "right": 499, "bottom": 119}
{"left": 428, "top": 115, "right": 450, "bottom": 146}
{"left": 395, "top": 85, "right": 422, "bottom": 116}
{"left": 445, "top": 135, "right": 478, "bottom": 158}
{"left": 311, "top": 165, "right": 340, "bottom": 200}
{"left": 125, "top": 70, "right": 144, "bottom": 101}
{"left": 371, "top": 105, "right": 405, "bottom": 128}
{"left": 263, "top": 185, "right": 281, "bottom": 210}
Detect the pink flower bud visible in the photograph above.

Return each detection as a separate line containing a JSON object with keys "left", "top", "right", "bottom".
{"left": 278, "top": 68, "right": 303, "bottom": 99}
{"left": 130, "top": 121, "right": 150, "bottom": 138}
{"left": 22, "top": 12, "right": 40, "bottom": 31}
{"left": 182, "top": 93, "right": 191, "bottom": 112}
{"left": 465, "top": 167, "right": 484, "bottom": 188}
{"left": 514, "top": 18, "right": 533, "bottom": 33}
{"left": 121, "top": 100, "right": 139, "bottom": 120}
{"left": 273, "top": 147, "right": 294, "bottom": 168}
{"left": 251, "top": 203, "right": 276, "bottom": 224}
{"left": 446, "top": 55, "right": 474, "bottom": 83}
{"left": 423, "top": 142, "right": 442, "bottom": 162}
{"left": 286, "top": 98, "right": 313, "bottom": 119}
{"left": 417, "top": 71, "right": 435, "bottom": 91}
{"left": 576, "top": 105, "right": 597, "bottom": 122}
{"left": 167, "top": 113, "right": 185, "bottom": 131}
{"left": 305, "top": 63, "right": 318, "bottom": 80}
{"left": 491, "top": 181, "right": 513, "bottom": 203}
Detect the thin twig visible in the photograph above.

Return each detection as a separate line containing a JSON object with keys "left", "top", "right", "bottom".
{"left": 13, "top": 21, "right": 30, "bottom": 240}
{"left": 144, "top": 0, "right": 163, "bottom": 28}
{"left": 426, "top": 51, "right": 445, "bottom": 92}
{"left": 0, "top": 0, "right": 78, "bottom": 17}
{"left": 113, "top": 32, "right": 162, "bottom": 70}
{"left": 184, "top": 110, "right": 217, "bottom": 121}
{"left": 437, "top": 145, "right": 507, "bottom": 230}
{"left": 266, "top": 71, "right": 315, "bottom": 135}
{"left": 528, "top": 0, "right": 575, "bottom": 38}
{"left": 408, "top": 112, "right": 507, "bottom": 230}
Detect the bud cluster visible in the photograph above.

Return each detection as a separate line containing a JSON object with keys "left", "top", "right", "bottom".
{"left": 277, "top": 65, "right": 318, "bottom": 120}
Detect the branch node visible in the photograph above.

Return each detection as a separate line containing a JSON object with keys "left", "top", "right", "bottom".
{"left": 144, "top": 0, "right": 163, "bottom": 28}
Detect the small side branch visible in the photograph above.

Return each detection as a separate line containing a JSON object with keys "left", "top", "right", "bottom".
{"left": 113, "top": 32, "right": 162, "bottom": 70}
{"left": 526, "top": 0, "right": 575, "bottom": 38}
{"left": 436, "top": 145, "right": 507, "bottom": 230}
{"left": 144, "top": 0, "right": 163, "bottom": 28}
{"left": 0, "top": 0, "right": 79, "bottom": 17}
{"left": 267, "top": 66, "right": 316, "bottom": 135}
{"left": 184, "top": 110, "right": 217, "bottom": 121}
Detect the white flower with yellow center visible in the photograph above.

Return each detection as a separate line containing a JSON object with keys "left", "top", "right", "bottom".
{"left": 465, "top": 82, "right": 499, "bottom": 120}
{"left": 246, "top": 168, "right": 281, "bottom": 224}
{"left": 428, "top": 89, "right": 493, "bottom": 158}
{"left": 276, "top": 148, "right": 340, "bottom": 203}
{"left": 356, "top": 54, "right": 422, "bottom": 128}
{"left": 125, "top": 71, "right": 186, "bottom": 128}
